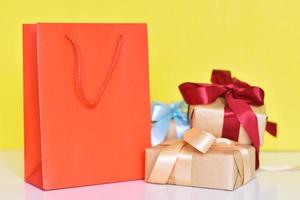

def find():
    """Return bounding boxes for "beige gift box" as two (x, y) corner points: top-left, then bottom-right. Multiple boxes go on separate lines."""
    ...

(145, 128), (256, 190)
(189, 98), (267, 145)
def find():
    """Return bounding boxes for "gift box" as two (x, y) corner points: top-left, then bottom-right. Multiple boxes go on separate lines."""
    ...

(188, 97), (267, 145)
(145, 128), (256, 190)
(179, 70), (277, 168)
(151, 101), (189, 146)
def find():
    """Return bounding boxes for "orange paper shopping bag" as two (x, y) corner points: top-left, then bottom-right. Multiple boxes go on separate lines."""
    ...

(23, 23), (151, 190)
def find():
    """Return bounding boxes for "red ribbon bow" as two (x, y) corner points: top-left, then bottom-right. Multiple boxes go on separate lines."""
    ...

(179, 70), (277, 169)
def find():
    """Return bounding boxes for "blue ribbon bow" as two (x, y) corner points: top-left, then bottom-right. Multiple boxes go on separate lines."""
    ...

(151, 101), (190, 146)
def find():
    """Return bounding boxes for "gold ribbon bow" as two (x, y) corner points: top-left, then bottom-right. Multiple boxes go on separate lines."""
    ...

(146, 128), (253, 186)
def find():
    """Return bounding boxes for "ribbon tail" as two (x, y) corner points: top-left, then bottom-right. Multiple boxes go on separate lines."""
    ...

(226, 96), (261, 169)
(266, 121), (277, 137)
(222, 105), (240, 141)
(151, 115), (172, 146)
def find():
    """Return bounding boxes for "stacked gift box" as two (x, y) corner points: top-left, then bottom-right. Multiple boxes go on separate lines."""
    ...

(147, 70), (276, 190)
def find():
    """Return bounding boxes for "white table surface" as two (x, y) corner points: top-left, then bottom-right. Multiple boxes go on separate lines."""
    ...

(1, 151), (300, 200)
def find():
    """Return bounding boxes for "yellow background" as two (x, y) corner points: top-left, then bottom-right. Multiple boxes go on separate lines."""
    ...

(0, 0), (299, 150)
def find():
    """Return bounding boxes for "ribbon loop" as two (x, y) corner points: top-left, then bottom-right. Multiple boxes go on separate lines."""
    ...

(211, 70), (233, 85)
(151, 101), (189, 146)
(183, 128), (216, 153)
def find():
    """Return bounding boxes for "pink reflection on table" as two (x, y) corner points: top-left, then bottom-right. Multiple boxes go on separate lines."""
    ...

(24, 180), (145, 200)
(24, 179), (262, 200)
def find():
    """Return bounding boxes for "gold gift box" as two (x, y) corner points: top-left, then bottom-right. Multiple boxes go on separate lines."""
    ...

(189, 98), (267, 145)
(145, 129), (256, 190)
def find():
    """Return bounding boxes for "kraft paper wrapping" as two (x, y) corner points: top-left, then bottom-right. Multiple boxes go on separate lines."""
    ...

(165, 120), (178, 140)
(151, 120), (182, 141)
(189, 98), (267, 145)
(145, 143), (256, 190)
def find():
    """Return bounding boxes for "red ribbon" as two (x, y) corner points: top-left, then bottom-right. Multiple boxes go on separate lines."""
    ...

(179, 70), (277, 169)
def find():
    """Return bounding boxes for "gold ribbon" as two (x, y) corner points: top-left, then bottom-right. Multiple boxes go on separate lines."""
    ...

(147, 128), (252, 186)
